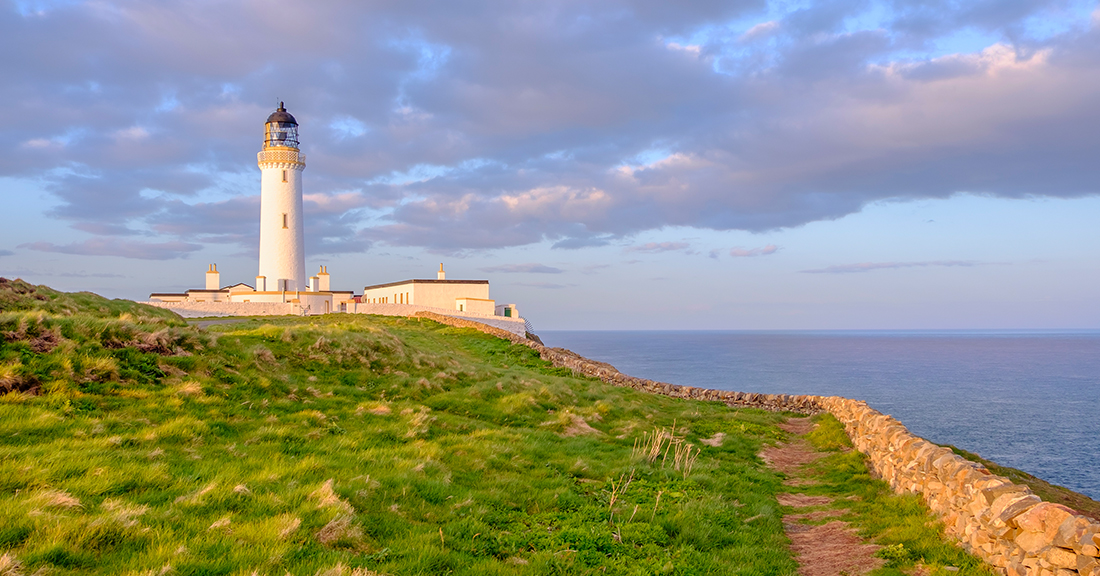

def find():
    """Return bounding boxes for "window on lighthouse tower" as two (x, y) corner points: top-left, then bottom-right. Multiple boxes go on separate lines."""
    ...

(282, 214), (288, 229)
(282, 170), (287, 182)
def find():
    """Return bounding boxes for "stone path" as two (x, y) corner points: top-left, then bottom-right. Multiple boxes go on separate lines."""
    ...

(761, 417), (884, 576)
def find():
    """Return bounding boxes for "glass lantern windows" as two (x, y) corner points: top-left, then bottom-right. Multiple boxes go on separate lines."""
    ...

(264, 122), (299, 149)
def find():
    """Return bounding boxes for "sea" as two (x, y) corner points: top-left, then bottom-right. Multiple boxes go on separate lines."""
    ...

(540, 330), (1100, 500)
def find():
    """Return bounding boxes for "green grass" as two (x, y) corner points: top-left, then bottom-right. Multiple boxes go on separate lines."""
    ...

(943, 444), (1100, 520)
(0, 280), (799, 575)
(799, 414), (997, 576)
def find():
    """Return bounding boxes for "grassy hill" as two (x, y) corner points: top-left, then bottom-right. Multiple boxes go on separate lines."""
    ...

(0, 279), (797, 576)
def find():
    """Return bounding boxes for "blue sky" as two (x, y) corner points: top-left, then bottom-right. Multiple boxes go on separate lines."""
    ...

(2, 0), (1098, 329)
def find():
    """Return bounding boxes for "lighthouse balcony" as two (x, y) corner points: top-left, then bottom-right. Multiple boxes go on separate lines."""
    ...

(257, 149), (306, 167)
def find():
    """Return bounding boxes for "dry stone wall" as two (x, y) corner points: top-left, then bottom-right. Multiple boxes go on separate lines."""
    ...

(819, 396), (1100, 576)
(418, 316), (1099, 576)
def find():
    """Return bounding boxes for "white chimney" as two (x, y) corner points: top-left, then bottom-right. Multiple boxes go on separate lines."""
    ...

(318, 266), (330, 291)
(437, 263), (446, 280)
(206, 264), (220, 290)
(256, 276), (266, 291)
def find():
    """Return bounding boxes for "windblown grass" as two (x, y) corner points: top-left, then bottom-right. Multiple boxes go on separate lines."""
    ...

(0, 280), (797, 575)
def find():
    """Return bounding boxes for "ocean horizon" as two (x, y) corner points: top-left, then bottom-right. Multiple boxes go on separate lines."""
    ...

(540, 329), (1100, 500)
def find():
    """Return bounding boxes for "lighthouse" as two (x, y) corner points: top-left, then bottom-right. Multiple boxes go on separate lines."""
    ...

(256, 102), (306, 292)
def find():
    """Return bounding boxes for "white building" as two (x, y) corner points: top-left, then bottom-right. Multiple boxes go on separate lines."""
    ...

(146, 104), (525, 333)
(256, 103), (307, 292)
(360, 264), (518, 318)
(149, 104), (353, 314)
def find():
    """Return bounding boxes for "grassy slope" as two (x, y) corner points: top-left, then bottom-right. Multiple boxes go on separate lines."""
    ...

(0, 280), (798, 576)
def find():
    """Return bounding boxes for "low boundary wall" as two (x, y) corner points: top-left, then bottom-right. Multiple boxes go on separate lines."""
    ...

(354, 303), (527, 336)
(419, 315), (1099, 576)
(141, 301), (528, 337)
(142, 301), (300, 317)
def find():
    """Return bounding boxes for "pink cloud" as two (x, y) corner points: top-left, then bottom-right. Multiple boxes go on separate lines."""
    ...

(730, 244), (778, 257)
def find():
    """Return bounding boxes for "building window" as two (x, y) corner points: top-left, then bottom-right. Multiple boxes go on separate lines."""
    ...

(282, 170), (288, 183)
(459, 304), (464, 311)
(504, 308), (511, 317)
(282, 213), (288, 229)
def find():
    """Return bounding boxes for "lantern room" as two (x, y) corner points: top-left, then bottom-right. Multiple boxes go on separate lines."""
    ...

(264, 102), (299, 149)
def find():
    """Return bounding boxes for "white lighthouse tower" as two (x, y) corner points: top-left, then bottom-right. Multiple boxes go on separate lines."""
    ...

(256, 103), (306, 292)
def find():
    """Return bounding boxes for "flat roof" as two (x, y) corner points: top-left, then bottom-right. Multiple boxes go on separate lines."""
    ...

(149, 293), (187, 297)
(363, 279), (489, 291)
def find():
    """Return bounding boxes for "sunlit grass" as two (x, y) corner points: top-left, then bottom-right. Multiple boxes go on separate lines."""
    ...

(0, 281), (799, 575)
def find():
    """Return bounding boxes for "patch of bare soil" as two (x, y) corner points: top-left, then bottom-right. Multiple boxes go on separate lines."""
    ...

(760, 437), (824, 475)
(561, 414), (601, 437)
(784, 521), (883, 576)
(777, 493), (833, 507)
(786, 509), (846, 522)
(766, 417), (883, 576)
(700, 432), (726, 447)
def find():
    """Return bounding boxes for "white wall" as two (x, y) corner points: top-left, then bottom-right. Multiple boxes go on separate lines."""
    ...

(257, 155), (306, 292)
(362, 281), (490, 309)
(457, 297), (495, 315)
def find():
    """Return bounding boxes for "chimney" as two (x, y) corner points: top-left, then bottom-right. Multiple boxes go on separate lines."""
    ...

(437, 263), (446, 280)
(206, 264), (220, 290)
(318, 265), (330, 291)
(256, 275), (266, 292)
(309, 276), (319, 292)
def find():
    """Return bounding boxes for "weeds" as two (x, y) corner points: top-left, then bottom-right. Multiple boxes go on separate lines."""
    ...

(631, 423), (701, 478)
(606, 468), (635, 514)
(0, 280), (797, 575)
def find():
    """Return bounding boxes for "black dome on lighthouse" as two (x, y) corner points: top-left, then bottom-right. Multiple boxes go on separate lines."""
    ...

(266, 102), (297, 125)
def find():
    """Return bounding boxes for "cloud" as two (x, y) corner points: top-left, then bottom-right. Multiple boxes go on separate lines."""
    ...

(0, 269), (129, 279)
(581, 264), (611, 274)
(730, 244), (778, 257)
(480, 263), (564, 274)
(552, 236), (615, 250)
(3, 0), (1100, 258)
(800, 260), (987, 274)
(0, 250), (13, 257)
(627, 242), (691, 253)
(739, 20), (780, 42)
(20, 238), (202, 260)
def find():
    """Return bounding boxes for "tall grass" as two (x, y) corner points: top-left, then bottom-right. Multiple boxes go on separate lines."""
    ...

(631, 424), (701, 479)
(0, 283), (799, 575)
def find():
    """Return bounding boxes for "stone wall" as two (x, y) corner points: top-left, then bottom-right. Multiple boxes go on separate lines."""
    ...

(142, 300), (528, 336)
(820, 396), (1100, 576)
(422, 317), (1099, 576)
(142, 301), (299, 318)
(356, 305), (527, 336)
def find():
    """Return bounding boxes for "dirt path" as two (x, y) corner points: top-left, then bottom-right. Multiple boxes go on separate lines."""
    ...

(761, 417), (884, 576)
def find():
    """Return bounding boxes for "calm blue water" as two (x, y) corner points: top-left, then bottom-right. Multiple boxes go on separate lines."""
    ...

(541, 330), (1100, 500)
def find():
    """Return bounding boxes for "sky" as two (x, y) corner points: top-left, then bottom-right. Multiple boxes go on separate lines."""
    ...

(1, 0), (1099, 330)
